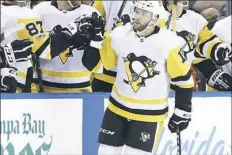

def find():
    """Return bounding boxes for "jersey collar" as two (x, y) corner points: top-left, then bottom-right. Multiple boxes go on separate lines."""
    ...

(135, 26), (161, 39)
(179, 10), (187, 18)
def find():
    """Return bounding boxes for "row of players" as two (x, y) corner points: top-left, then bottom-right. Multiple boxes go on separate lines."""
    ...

(1, 0), (231, 93)
(1, 0), (231, 154)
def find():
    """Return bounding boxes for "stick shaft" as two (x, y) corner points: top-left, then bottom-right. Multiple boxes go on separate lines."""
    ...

(176, 126), (181, 155)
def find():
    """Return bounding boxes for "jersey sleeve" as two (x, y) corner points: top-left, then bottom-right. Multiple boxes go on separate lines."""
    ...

(16, 17), (52, 60)
(196, 21), (223, 59)
(92, 0), (105, 17)
(99, 31), (118, 70)
(166, 43), (194, 89)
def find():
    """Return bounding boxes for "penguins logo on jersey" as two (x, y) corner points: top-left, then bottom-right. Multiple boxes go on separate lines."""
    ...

(59, 48), (73, 64)
(177, 31), (196, 63)
(123, 53), (160, 93)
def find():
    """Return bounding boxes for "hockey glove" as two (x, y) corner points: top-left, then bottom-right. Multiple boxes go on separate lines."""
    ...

(89, 12), (105, 49)
(168, 105), (192, 133)
(1, 39), (33, 66)
(64, 14), (94, 38)
(67, 14), (94, 50)
(207, 69), (232, 91)
(211, 43), (232, 66)
(1, 67), (17, 93)
(112, 14), (131, 30)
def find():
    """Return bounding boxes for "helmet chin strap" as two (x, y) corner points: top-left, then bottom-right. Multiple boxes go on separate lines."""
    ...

(136, 15), (159, 37)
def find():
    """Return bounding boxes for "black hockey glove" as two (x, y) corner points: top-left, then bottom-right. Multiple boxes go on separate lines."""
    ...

(207, 69), (232, 91)
(168, 104), (192, 133)
(65, 14), (94, 50)
(1, 39), (33, 66)
(211, 43), (232, 66)
(89, 12), (105, 49)
(1, 67), (17, 93)
(112, 14), (131, 30)
(64, 14), (94, 38)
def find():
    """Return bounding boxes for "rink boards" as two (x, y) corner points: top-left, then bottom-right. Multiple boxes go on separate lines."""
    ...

(1, 92), (231, 155)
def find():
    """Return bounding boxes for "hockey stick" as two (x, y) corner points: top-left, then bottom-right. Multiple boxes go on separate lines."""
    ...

(0, 23), (25, 43)
(176, 125), (182, 155)
(32, 54), (44, 92)
(112, 0), (127, 30)
(172, 0), (178, 32)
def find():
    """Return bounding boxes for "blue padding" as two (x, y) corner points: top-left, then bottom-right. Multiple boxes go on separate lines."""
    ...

(1, 92), (231, 99)
(83, 96), (104, 155)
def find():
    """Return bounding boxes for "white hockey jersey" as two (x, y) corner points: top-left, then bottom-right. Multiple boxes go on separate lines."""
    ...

(1, 4), (50, 90)
(32, 2), (101, 92)
(100, 24), (193, 122)
(213, 16), (231, 44)
(213, 16), (231, 75)
(162, 10), (209, 64)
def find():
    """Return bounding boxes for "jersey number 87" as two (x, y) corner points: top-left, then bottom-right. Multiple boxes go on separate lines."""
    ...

(26, 21), (44, 36)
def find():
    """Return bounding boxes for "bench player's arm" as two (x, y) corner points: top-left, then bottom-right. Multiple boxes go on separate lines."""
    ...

(17, 18), (78, 60)
(196, 21), (231, 65)
(99, 32), (117, 70)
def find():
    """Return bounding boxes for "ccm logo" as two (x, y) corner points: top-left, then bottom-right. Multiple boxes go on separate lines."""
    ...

(100, 128), (115, 135)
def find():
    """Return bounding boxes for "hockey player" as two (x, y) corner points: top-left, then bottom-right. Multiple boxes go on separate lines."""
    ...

(198, 16), (232, 90)
(1, 0), (52, 92)
(162, 0), (232, 91)
(32, 0), (103, 92)
(0, 39), (33, 92)
(92, 1), (193, 154)
(92, 0), (167, 92)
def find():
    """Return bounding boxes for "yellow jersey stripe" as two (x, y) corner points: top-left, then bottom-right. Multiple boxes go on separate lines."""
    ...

(31, 83), (92, 93)
(205, 39), (223, 59)
(91, 61), (102, 73)
(152, 121), (164, 152)
(94, 73), (116, 84)
(40, 69), (91, 78)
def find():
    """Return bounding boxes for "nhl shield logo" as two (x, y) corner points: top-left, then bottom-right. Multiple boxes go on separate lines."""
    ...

(140, 132), (151, 143)
(123, 53), (160, 93)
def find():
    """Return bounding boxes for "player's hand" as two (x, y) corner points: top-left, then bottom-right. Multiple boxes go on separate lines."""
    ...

(1, 67), (17, 93)
(91, 12), (105, 36)
(212, 43), (231, 65)
(168, 105), (191, 133)
(62, 14), (94, 50)
(76, 14), (94, 36)
(89, 12), (105, 49)
(120, 14), (131, 25)
(207, 69), (232, 91)
(65, 14), (94, 37)
(11, 39), (33, 61)
(1, 39), (33, 66)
